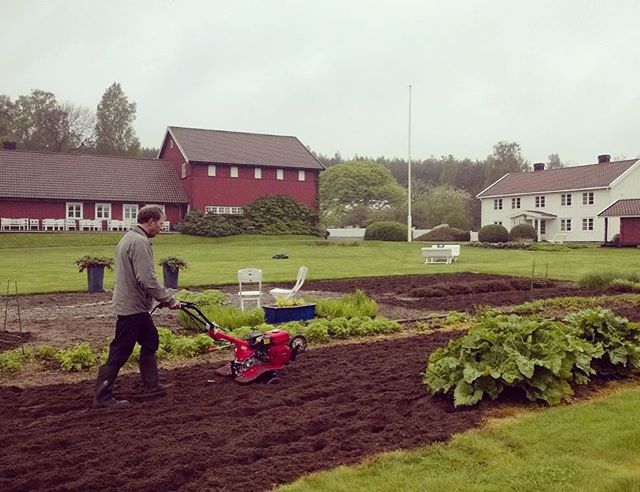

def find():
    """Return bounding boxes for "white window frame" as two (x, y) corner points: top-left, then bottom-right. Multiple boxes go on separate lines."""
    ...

(561, 218), (572, 232)
(535, 195), (545, 208)
(230, 166), (239, 178)
(123, 204), (139, 220)
(66, 202), (83, 219)
(254, 167), (262, 179)
(511, 197), (520, 209)
(181, 162), (187, 178)
(540, 220), (546, 234)
(276, 169), (284, 180)
(204, 205), (244, 215)
(208, 165), (216, 177)
(298, 170), (306, 181)
(561, 193), (572, 206)
(95, 203), (112, 220)
(582, 218), (594, 231)
(582, 192), (594, 205)
(493, 198), (502, 210)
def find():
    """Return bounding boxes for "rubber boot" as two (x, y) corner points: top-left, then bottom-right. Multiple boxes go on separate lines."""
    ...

(139, 354), (171, 396)
(92, 365), (129, 409)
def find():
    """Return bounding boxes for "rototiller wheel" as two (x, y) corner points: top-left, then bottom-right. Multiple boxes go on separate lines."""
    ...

(179, 302), (307, 384)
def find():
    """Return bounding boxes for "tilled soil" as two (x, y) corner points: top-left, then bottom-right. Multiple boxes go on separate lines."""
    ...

(0, 331), (491, 492)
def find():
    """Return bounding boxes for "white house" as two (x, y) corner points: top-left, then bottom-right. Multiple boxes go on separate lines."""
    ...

(477, 155), (640, 242)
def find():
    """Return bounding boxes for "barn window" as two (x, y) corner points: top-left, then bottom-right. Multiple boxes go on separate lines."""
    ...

(298, 170), (306, 181)
(230, 166), (239, 178)
(66, 202), (83, 219)
(276, 169), (284, 180)
(181, 162), (187, 178)
(95, 203), (112, 219)
(123, 204), (138, 220)
(208, 165), (216, 176)
(254, 167), (262, 179)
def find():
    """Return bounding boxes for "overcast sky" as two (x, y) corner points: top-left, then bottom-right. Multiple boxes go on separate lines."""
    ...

(2, 1), (640, 165)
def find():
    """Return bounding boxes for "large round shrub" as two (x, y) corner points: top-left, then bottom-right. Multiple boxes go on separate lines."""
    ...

(478, 224), (509, 243)
(416, 226), (470, 242)
(364, 221), (407, 241)
(509, 223), (537, 242)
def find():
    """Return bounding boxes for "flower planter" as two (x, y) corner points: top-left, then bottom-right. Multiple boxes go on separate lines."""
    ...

(162, 265), (179, 289)
(87, 265), (105, 293)
(263, 304), (316, 324)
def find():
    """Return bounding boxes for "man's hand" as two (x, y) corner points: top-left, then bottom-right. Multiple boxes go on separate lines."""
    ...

(168, 299), (182, 310)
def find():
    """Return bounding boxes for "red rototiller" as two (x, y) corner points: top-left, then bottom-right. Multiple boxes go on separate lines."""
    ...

(179, 302), (307, 384)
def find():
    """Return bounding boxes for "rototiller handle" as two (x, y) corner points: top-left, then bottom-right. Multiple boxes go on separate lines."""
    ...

(179, 302), (222, 332)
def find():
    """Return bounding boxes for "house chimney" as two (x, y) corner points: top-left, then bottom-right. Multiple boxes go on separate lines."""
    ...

(598, 154), (611, 163)
(533, 162), (545, 171)
(2, 141), (17, 150)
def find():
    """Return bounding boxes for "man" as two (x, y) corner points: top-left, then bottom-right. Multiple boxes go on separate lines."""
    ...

(93, 205), (181, 409)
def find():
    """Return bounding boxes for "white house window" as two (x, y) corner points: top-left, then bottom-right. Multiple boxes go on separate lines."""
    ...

(582, 218), (594, 231)
(561, 193), (572, 206)
(169, 139), (173, 149)
(123, 204), (138, 220)
(583, 192), (594, 205)
(66, 202), (82, 219)
(540, 220), (546, 234)
(535, 196), (546, 208)
(207, 165), (216, 176)
(511, 197), (520, 209)
(493, 199), (503, 210)
(204, 205), (244, 215)
(230, 166), (239, 178)
(95, 203), (111, 219)
(561, 219), (572, 231)
(181, 162), (187, 178)
(298, 170), (306, 181)
(276, 169), (284, 180)
(254, 167), (262, 179)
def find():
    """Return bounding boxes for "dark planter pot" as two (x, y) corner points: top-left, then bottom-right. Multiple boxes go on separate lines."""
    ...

(263, 304), (316, 324)
(87, 265), (105, 293)
(163, 265), (179, 289)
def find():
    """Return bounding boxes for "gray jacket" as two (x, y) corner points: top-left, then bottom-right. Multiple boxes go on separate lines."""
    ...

(112, 226), (174, 316)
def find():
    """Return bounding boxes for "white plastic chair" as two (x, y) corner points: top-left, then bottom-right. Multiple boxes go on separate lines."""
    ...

(65, 218), (77, 231)
(29, 219), (39, 231)
(238, 268), (262, 311)
(270, 266), (308, 300)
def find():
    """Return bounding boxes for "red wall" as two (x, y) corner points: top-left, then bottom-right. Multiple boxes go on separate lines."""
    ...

(0, 200), (183, 225)
(620, 218), (640, 245)
(190, 164), (319, 211)
(159, 134), (193, 205)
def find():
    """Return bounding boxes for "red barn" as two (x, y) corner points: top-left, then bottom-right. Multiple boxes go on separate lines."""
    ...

(598, 199), (640, 246)
(158, 127), (325, 214)
(0, 150), (188, 229)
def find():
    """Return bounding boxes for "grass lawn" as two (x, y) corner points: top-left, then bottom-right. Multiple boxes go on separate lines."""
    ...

(280, 386), (640, 491)
(0, 233), (637, 294)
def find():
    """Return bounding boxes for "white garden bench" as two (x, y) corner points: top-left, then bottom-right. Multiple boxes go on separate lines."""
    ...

(422, 247), (454, 264)
(429, 244), (460, 262)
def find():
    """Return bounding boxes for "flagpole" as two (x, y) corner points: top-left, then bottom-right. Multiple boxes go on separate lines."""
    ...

(407, 84), (412, 242)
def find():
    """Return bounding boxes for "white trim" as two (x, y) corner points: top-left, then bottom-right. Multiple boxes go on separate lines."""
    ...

(254, 167), (262, 179)
(208, 164), (216, 176)
(95, 202), (112, 220)
(298, 170), (305, 181)
(480, 185), (610, 199)
(181, 162), (187, 178)
(66, 202), (83, 219)
(276, 168), (284, 180)
(475, 173), (509, 198)
(123, 203), (139, 220)
(230, 166), (239, 178)
(609, 159), (640, 188)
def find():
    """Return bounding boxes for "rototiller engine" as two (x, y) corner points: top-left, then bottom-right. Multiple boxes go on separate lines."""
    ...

(179, 302), (307, 384)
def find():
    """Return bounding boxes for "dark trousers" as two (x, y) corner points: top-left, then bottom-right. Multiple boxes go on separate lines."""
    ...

(94, 312), (159, 400)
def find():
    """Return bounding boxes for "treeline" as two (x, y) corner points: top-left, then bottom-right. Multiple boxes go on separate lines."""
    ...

(0, 84), (158, 158)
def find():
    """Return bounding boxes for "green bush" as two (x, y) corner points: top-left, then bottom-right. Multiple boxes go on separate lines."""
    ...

(578, 271), (629, 289)
(478, 224), (509, 243)
(246, 195), (321, 235)
(176, 289), (225, 307)
(609, 279), (640, 293)
(179, 304), (265, 332)
(0, 348), (28, 373)
(303, 321), (331, 343)
(56, 343), (98, 372)
(315, 290), (378, 319)
(176, 210), (249, 237)
(364, 221), (407, 241)
(416, 226), (470, 242)
(509, 223), (537, 242)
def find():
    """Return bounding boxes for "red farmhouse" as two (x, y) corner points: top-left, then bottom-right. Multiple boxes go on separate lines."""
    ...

(158, 127), (324, 214)
(0, 127), (324, 231)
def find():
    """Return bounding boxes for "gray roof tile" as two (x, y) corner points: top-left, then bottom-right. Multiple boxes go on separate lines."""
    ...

(599, 199), (640, 217)
(168, 126), (325, 170)
(0, 150), (187, 203)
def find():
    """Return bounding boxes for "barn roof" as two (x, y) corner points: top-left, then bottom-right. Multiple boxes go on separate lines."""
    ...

(477, 159), (638, 198)
(167, 126), (325, 170)
(598, 199), (640, 217)
(0, 150), (188, 203)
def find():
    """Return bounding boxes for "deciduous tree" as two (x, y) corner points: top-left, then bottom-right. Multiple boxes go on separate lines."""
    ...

(95, 83), (140, 156)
